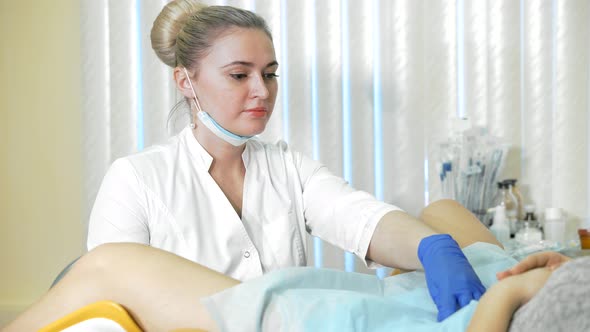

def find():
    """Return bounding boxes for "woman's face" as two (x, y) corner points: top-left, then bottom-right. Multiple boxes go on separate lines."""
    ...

(192, 28), (278, 137)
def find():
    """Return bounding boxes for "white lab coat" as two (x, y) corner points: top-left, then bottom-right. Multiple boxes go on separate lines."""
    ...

(88, 126), (401, 281)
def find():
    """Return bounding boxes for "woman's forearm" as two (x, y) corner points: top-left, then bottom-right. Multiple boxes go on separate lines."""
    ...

(366, 210), (437, 270)
(367, 199), (503, 271)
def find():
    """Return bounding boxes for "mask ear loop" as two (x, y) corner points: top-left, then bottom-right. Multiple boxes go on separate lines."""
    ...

(183, 67), (202, 129)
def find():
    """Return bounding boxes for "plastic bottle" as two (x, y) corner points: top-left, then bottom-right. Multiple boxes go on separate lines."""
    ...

(490, 205), (510, 244)
(500, 180), (519, 237)
(488, 182), (507, 226)
(523, 205), (540, 230)
(578, 218), (590, 249)
(491, 182), (506, 208)
(505, 179), (524, 220)
(544, 207), (566, 245)
(579, 229), (590, 249)
(515, 205), (542, 244)
(524, 204), (544, 235)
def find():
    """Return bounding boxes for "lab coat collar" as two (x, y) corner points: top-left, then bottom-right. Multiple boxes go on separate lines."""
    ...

(181, 126), (214, 170)
(181, 125), (253, 171)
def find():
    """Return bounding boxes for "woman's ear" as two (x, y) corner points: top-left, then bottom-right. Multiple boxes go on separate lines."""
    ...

(173, 67), (196, 99)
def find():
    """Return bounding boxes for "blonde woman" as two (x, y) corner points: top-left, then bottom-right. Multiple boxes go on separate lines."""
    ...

(81, 0), (488, 322)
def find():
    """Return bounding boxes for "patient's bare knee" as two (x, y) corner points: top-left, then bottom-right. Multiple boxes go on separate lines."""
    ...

(68, 243), (137, 285)
(418, 199), (501, 248)
(420, 199), (465, 220)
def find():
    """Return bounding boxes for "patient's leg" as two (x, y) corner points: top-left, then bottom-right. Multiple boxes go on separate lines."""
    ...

(3, 243), (239, 332)
(419, 199), (501, 249)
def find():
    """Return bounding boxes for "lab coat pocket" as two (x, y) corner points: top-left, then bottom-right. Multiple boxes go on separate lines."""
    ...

(263, 201), (306, 268)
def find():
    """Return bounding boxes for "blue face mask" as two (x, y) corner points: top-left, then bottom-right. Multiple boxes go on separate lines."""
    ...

(183, 68), (253, 146)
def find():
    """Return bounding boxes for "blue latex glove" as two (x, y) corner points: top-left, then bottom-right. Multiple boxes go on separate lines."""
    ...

(418, 234), (486, 321)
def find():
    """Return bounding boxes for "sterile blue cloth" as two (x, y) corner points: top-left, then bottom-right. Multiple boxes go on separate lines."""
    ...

(202, 242), (517, 332)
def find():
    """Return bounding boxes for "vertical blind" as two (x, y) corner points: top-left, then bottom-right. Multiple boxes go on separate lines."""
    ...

(82, 0), (590, 274)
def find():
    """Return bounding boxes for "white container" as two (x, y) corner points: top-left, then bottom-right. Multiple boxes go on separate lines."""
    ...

(544, 207), (566, 245)
(515, 221), (543, 245)
(490, 205), (510, 244)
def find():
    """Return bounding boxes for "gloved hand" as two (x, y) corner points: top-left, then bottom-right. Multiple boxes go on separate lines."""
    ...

(418, 234), (486, 321)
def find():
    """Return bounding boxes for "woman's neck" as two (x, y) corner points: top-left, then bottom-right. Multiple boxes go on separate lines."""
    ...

(192, 127), (246, 166)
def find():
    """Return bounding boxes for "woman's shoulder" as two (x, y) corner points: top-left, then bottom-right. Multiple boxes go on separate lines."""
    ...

(128, 134), (183, 162)
(112, 132), (187, 178)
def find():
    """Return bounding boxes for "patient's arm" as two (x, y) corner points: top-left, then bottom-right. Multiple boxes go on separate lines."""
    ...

(3, 243), (240, 332)
(468, 251), (571, 332)
(496, 251), (570, 280)
(467, 267), (553, 332)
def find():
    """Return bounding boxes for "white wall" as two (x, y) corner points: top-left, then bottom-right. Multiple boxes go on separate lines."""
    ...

(0, 0), (85, 325)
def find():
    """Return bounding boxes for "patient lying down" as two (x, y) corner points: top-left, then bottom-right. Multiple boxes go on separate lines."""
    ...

(202, 246), (588, 332)
(4, 203), (589, 331)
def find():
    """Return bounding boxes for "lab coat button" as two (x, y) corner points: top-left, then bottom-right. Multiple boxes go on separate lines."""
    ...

(244, 251), (251, 258)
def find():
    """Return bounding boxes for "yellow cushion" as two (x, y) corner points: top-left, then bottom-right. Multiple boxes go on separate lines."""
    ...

(39, 300), (142, 332)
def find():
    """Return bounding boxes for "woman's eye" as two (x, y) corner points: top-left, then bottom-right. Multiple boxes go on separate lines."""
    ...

(264, 73), (279, 80)
(230, 73), (247, 80)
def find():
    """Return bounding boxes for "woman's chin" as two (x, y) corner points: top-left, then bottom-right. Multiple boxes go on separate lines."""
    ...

(242, 122), (268, 136)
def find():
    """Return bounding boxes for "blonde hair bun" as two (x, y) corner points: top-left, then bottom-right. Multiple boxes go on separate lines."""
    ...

(151, 0), (271, 71)
(150, 0), (204, 68)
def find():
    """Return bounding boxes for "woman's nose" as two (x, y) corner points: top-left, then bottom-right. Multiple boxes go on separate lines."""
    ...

(250, 75), (270, 99)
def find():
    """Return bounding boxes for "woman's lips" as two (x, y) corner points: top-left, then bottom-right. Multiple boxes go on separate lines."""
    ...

(245, 107), (268, 118)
